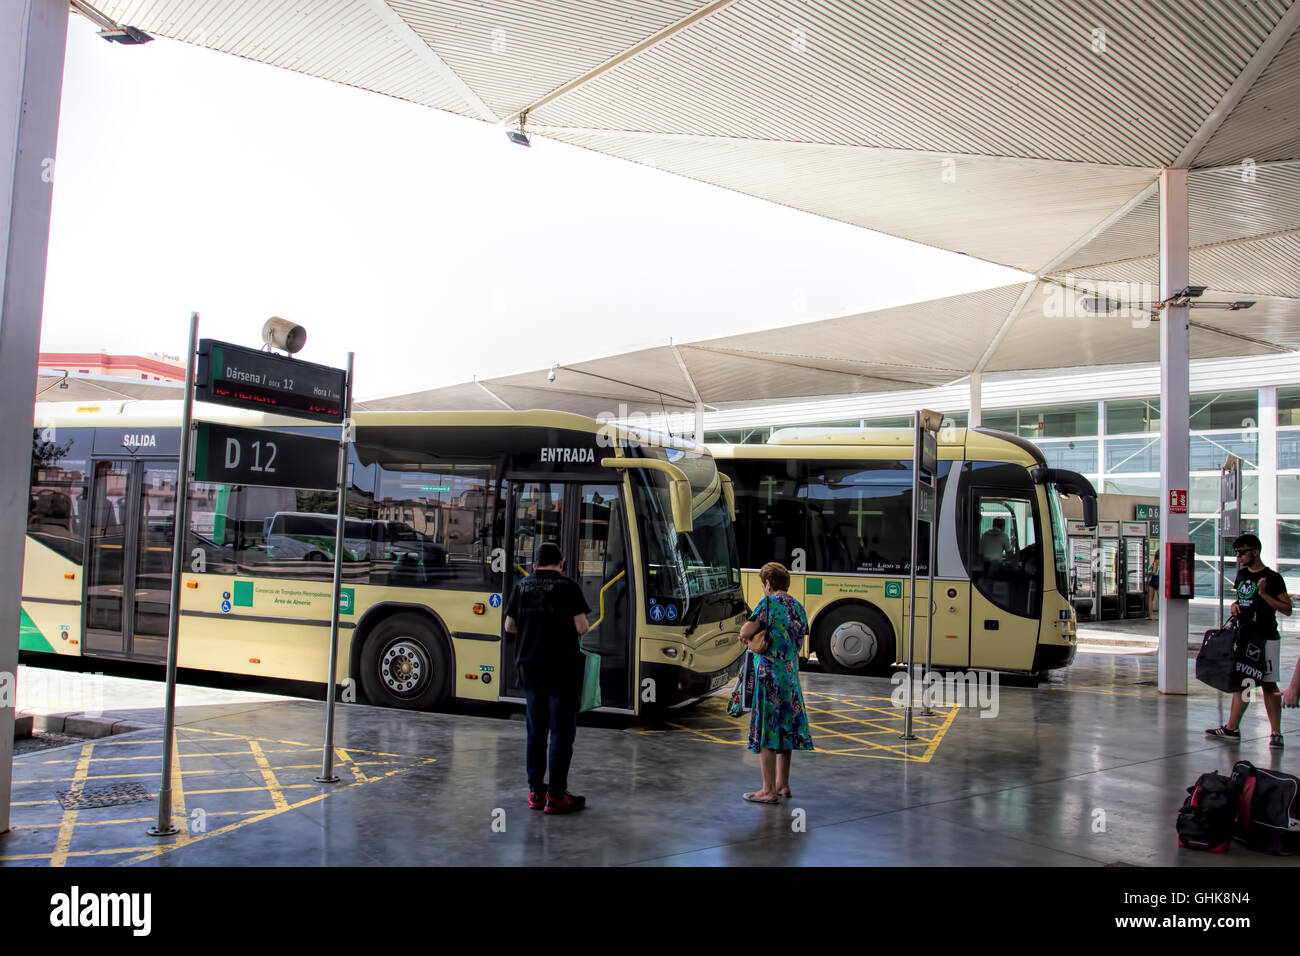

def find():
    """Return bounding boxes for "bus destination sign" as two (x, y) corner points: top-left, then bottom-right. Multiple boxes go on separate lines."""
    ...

(196, 339), (347, 423)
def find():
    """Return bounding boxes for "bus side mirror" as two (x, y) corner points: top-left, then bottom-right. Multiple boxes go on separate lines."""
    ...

(668, 478), (694, 535)
(718, 472), (736, 521)
(600, 457), (695, 535)
(1082, 496), (1098, 529)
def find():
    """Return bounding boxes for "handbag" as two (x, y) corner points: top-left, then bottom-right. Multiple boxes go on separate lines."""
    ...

(748, 599), (772, 655)
(579, 645), (602, 712)
(1195, 619), (1239, 693)
(726, 649), (757, 717)
(1233, 618), (1267, 690)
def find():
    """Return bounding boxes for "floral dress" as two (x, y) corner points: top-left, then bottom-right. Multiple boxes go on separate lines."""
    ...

(748, 594), (815, 754)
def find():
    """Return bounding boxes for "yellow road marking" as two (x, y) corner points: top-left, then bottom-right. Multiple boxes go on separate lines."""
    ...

(17, 764), (322, 785)
(50, 743), (94, 868)
(7, 725), (438, 867)
(248, 739), (289, 812)
(648, 689), (960, 762)
(168, 730), (190, 847)
(119, 792), (331, 865)
(11, 809), (265, 831)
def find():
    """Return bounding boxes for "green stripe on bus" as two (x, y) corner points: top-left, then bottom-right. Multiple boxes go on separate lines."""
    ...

(19, 608), (57, 652)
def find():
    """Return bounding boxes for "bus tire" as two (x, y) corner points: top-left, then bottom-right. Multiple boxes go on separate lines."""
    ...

(358, 613), (452, 710)
(814, 604), (894, 676)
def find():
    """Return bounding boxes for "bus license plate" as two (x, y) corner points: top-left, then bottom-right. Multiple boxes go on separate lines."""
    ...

(709, 673), (728, 691)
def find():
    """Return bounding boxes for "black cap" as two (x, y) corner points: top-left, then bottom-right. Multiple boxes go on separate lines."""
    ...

(535, 542), (563, 566)
(1233, 533), (1262, 552)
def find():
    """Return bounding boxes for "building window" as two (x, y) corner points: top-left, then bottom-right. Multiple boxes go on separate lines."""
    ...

(1034, 438), (1099, 474)
(1106, 398), (1160, 434)
(1280, 476), (1300, 514)
(1279, 431), (1300, 470)
(1278, 387), (1300, 428)
(983, 402), (1098, 438)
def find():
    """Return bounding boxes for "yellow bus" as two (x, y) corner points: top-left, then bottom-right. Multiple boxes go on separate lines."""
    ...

(709, 426), (1097, 676)
(23, 402), (748, 714)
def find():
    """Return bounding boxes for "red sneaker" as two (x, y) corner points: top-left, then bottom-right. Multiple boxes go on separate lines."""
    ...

(528, 791), (546, 810)
(544, 792), (586, 815)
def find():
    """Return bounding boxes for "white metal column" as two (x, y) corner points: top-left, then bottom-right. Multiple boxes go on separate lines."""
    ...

(0, 0), (68, 833)
(1158, 168), (1190, 696)
(1259, 387), (1279, 567)
(969, 372), (983, 427)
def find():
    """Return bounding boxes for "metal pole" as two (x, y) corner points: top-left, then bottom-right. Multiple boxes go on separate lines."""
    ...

(317, 351), (355, 784)
(901, 411), (920, 740)
(1218, 498), (1225, 628)
(149, 312), (199, 837)
(922, 471), (937, 717)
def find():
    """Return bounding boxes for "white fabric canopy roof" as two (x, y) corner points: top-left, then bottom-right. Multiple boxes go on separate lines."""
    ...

(93, 0), (1300, 413)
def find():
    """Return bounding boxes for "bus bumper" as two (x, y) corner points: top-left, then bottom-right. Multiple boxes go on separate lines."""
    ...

(644, 655), (745, 710)
(1032, 641), (1077, 672)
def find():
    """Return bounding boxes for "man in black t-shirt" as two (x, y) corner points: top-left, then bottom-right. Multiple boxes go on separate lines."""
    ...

(1206, 533), (1293, 749)
(504, 542), (592, 814)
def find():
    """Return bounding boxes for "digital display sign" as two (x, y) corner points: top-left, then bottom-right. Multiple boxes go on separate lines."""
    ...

(196, 339), (347, 423)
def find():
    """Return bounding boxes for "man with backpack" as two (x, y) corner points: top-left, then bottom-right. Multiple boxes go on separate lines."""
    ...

(1206, 533), (1293, 749)
(503, 542), (592, 814)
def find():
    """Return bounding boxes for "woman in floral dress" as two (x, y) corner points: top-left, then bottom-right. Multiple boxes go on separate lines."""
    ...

(739, 561), (815, 804)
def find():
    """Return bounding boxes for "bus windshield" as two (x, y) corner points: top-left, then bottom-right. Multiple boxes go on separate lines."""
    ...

(629, 459), (741, 604)
(1046, 484), (1070, 594)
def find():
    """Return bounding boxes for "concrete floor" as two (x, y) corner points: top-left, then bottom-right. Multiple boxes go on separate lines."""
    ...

(4, 632), (1300, 867)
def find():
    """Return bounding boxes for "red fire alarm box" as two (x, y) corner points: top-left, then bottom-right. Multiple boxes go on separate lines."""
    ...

(1165, 542), (1195, 599)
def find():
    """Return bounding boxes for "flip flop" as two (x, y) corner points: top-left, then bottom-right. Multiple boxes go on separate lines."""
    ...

(777, 789), (792, 798)
(743, 791), (779, 805)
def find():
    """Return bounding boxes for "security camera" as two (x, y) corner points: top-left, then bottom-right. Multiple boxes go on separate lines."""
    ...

(262, 317), (306, 354)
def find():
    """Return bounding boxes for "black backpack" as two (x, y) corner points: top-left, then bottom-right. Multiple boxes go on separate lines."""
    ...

(1176, 771), (1237, 852)
(1229, 761), (1300, 855)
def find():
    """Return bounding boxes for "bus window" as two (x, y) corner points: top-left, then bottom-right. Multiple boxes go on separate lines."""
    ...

(28, 428), (92, 563)
(972, 492), (1040, 616)
(803, 461), (949, 575)
(731, 459), (805, 570)
(370, 461), (500, 589)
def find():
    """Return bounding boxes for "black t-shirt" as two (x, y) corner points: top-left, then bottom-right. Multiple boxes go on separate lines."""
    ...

(1234, 566), (1288, 639)
(506, 570), (592, 694)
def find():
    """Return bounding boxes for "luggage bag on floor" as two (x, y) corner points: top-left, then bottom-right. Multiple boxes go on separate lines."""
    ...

(1176, 771), (1237, 852)
(1229, 760), (1300, 855)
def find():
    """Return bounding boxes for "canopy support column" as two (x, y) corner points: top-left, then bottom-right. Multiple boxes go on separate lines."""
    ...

(0, 0), (69, 833)
(1158, 168), (1190, 697)
(968, 372), (982, 428)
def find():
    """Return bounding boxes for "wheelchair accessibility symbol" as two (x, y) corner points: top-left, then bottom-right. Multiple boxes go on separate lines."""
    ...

(489, 593), (502, 609)
(221, 600), (231, 614)
(650, 604), (665, 622)
(665, 604), (678, 622)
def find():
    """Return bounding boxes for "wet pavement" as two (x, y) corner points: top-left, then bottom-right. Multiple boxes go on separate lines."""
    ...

(4, 643), (1299, 866)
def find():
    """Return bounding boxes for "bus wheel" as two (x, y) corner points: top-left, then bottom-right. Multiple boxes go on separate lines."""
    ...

(815, 605), (894, 676)
(358, 613), (451, 709)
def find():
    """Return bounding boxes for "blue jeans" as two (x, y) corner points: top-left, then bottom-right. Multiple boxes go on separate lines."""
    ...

(524, 689), (578, 796)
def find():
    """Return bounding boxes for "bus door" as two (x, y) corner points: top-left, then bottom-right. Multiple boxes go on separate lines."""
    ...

(84, 458), (177, 661)
(968, 488), (1043, 670)
(500, 480), (633, 711)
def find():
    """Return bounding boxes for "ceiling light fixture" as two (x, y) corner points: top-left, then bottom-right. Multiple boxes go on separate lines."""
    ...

(70, 0), (154, 44)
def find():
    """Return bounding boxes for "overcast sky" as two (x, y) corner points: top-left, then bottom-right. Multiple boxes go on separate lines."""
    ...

(42, 15), (1028, 401)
